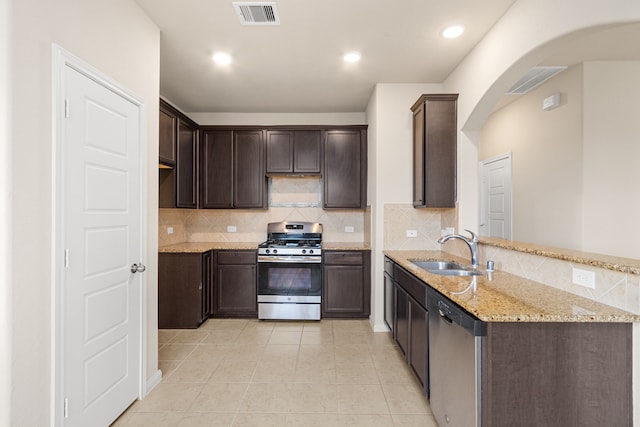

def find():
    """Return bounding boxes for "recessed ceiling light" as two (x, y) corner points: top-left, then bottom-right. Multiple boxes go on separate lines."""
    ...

(212, 52), (232, 65)
(441, 25), (464, 39)
(343, 52), (361, 63)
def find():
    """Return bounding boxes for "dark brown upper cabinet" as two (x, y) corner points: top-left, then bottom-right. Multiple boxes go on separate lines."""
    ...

(411, 94), (458, 208)
(176, 119), (198, 208)
(158, 99), (198, 208)
(234, 130), (266, 208)
(200, 130), (233, 208)
(323, 128), (367, 209)
(266, 130), (321, 174)
(159, 105), (176, 166)
(200, 128), (266, 209)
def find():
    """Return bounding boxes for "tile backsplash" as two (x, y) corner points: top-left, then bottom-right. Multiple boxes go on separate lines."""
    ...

(478, 244), (640, 315)
(383, 204), (456, 250)
(382, 203), (639, 315)
(159, 177), (369, 246)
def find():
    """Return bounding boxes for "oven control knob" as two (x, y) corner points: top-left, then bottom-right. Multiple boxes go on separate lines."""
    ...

(309, 249), (314, 254)
(265, 249), (270, 254)
(273, 249), (277, 254)
(302, 249), (307, 254)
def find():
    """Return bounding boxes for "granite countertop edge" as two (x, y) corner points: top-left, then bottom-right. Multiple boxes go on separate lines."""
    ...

(384, 250), (639, 323)
(159, 241), (371, 253)
(480, 237), (640, 275)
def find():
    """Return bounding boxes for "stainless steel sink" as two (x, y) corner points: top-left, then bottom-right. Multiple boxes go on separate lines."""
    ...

(410, 260), (484, 276)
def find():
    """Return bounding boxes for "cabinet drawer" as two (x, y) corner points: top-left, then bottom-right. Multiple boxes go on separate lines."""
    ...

(324, 251), (364, 265)
(394, 265), (426, 308)
(216, 250), (256, 265)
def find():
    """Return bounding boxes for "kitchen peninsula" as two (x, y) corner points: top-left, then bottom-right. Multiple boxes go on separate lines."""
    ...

(385, 250), (636, 427)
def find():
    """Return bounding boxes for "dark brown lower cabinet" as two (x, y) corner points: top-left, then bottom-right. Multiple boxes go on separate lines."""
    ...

(408, 298), (428, 391)
(482, 322), (632, 427)
(384, 258), (632, 425)
(158, 251), (211, 329)
(394, 285), (409, 357)
(322, 250), (371, 318)
(212, 250), (258, 318)
(392, 271), (428, 393)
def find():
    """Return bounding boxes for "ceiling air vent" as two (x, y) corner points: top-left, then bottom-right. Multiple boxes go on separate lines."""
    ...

(507, 66), (567, 95)
(233, 2), (280, 26)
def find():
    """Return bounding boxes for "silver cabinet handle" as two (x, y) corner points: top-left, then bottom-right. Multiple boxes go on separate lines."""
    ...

(131, 263), (146, 273)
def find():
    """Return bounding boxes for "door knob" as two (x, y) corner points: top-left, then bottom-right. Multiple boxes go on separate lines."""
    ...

(131, 263), (146, 273)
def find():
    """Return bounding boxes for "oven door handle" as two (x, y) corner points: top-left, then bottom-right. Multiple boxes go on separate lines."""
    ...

(258, 255), (321, 264)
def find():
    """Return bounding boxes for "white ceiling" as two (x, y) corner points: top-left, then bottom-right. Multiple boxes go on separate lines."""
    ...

(134, 0), (516, 113)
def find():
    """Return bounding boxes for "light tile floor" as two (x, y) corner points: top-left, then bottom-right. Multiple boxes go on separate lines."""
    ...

(112, 319), (439, 426)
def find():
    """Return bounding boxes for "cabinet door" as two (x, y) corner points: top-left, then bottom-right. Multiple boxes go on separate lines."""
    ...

(424, 97), (457, 207)
(158, 252), (204, 329)
(201, 251), (212, 322)
(234, 130), (265, 208)
(214, 264), (257, 317)
(176, 119), (198, 208)
(323, 129), (366, 209)
(159, 107), (176, 165)
(409, 297), (428, 393)
(383, 272), (395, 335)
(200, 130), (233, 208)
(293, 130), (321, 173)
(412, 102), (425, 207)
(411, 94), (457, 208)
(322, 265), (365, 316)
(395, 285), (409, 357)
(266, 130), (294, 173)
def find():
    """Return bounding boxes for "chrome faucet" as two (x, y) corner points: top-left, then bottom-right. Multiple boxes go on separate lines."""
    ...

(437, 229), (479, 268)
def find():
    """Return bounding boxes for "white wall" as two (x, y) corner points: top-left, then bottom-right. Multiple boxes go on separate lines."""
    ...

(480, 64), (583, 249)
(0, 1), (12, 426)
(366, 83), (443, 330)
(187, 111), (366, 126)
(8, 1), (160, 425)
(444, 0), (640, 234)
(582, 61), (640, 259)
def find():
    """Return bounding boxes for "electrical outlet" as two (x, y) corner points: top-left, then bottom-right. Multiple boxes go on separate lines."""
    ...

(227, 225), (237, 233)
(572, 267), (595, 288)
(344, 226), (354, 233)
(441, 227), (455, 237)
(167, 227), (173, 235)
(406, 230), (418, 238)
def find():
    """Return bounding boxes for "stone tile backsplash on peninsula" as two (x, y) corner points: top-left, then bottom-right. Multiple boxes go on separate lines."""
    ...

(159, 177), (369, 246)
(381, 203), (639, 315)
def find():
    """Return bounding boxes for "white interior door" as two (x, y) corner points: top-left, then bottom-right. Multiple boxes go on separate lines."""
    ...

(61, 62), (143, 426)
(479, 154), (512, 239)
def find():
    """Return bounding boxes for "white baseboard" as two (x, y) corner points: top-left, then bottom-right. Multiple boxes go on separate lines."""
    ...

(145, 369), (162, 396)
(373, 323), (391, 333)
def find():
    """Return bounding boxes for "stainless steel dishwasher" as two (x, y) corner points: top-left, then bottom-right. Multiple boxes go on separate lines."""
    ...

(428, 288), (485, 427)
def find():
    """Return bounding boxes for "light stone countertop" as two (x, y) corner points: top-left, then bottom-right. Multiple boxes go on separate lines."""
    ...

(481, 237), (640, 275)
(158, 241), (371, 253)
(158, 242), (260, 253)
(385, 250), (639, 323)
(322, 242), (371, 251)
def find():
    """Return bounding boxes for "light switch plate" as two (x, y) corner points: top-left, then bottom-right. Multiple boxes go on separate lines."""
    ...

(167, 227), (173, 235)
(406, 230), (418, 238)
(227, 225), (237, 233)
(344, 226), (354, 233)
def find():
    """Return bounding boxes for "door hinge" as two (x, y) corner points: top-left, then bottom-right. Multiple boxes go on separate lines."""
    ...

(64, 99), (70, 118)
(64, 249), (69, 268)
(64, 397), (69, 418)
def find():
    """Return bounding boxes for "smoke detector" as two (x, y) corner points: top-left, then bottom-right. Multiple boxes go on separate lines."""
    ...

(507, 66), (567, 95)
(233, 2), (280, 25)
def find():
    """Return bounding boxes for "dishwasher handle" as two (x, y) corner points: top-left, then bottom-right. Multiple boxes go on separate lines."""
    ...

(438, 308), (454, 324)
(431, 291), (486, 337)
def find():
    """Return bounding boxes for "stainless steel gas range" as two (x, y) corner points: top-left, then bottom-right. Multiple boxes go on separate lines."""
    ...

(257, 221), (322, 320)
